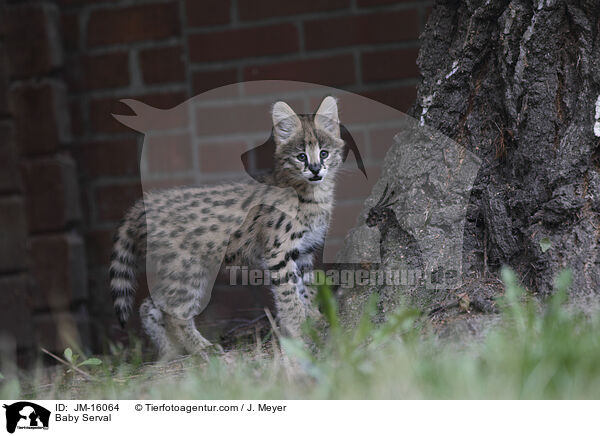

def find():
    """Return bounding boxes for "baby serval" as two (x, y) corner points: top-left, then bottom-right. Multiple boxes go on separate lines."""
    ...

(110, 96), (345, 359)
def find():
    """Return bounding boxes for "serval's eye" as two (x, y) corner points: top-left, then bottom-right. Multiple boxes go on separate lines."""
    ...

(297, 153), (307, 162)
(320, 150), (329, 159)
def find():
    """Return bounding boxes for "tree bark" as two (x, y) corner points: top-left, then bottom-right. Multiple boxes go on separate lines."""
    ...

(339, 0), (600, 327)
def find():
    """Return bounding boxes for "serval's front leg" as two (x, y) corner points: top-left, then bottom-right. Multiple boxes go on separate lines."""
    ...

(294, 253), (321, 319)
(267, 251), (307, 338)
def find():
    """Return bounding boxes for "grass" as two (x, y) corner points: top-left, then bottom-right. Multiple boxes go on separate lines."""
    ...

(2, 267), (600, 400)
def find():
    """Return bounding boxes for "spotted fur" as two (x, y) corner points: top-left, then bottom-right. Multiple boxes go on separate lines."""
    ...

(110, 96), (345, 358)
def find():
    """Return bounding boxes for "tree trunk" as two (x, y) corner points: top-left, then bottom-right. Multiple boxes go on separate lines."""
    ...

(339, 0), (600, 329)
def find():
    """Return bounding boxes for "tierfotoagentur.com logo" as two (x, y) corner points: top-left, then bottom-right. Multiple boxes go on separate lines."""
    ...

(3, 402), (50, 434)
(227, 266), (459, 289)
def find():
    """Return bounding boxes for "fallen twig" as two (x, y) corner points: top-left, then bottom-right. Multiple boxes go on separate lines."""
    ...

(40, 347), (97, 381)
(263, 307), (282, 340)
(222, 314), (268, 338)
(428, 297), (498, 316)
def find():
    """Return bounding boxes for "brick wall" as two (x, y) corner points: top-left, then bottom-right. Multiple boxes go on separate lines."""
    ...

(0, 0), (431, 360)
(0, 0), (89, 363)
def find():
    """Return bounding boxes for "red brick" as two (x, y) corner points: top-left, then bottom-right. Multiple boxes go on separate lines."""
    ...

(361, 47), (420, 83)
(145, 133), (192, 173)
(186, 0), (230, 26)
(87, 3), (180, 46)
(0, 121), (21, 193)
(0, 276), (34, 347)
(243, 54), (356, 87)
(94, 182), (142, 222)
(61, 12), (79, 51)
(140, 45), (185, 84)
(304, 10), (419, 50)
(188, 23), (298, 63)
(238, 0), (349, 21)
(0, 197), (28, 272)
(74, 138), (139, 178)
(360, 85), (417, 112)
(69, 99), (84, 136)
(79, 186), (92, 228)
(21, 156), (82, 232)
(67, 52), (130, 91)
(85, 229), (113, 267)
(143, 134), (192, 176)
(117, 97), (190, 133)
(129, 92), (187, 108)
(30, 233), (88, 310)
(241, 79), (315, 96)
(89, 91), (186, 134)
(84, 52), (129, 89)
(195, 101), (274, 136)
(3, 3), (63, 77)
(199, 141), (247, 173)
(191, 68), (238, 95)
(8, 81), (71, 155)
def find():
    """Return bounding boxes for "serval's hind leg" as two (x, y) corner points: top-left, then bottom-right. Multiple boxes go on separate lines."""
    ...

(140, 298), (180, 360)
(165, 315), (224, 358)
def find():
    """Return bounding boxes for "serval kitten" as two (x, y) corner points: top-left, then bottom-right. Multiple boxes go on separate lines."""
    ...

(110, 96), (345, 358)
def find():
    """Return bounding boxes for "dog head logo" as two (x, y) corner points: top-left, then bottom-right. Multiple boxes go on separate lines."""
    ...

(3, 402), (50, 434)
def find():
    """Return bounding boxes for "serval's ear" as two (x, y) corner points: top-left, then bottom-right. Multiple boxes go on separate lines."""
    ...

(315, 96), (340, 139)
(271, 101), (301, 146)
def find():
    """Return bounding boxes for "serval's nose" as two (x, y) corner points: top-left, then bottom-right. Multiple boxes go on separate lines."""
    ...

(308, 162), (321, 175)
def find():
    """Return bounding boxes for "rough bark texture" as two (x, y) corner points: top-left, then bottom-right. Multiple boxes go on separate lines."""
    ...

(339, 0), (600, 330)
